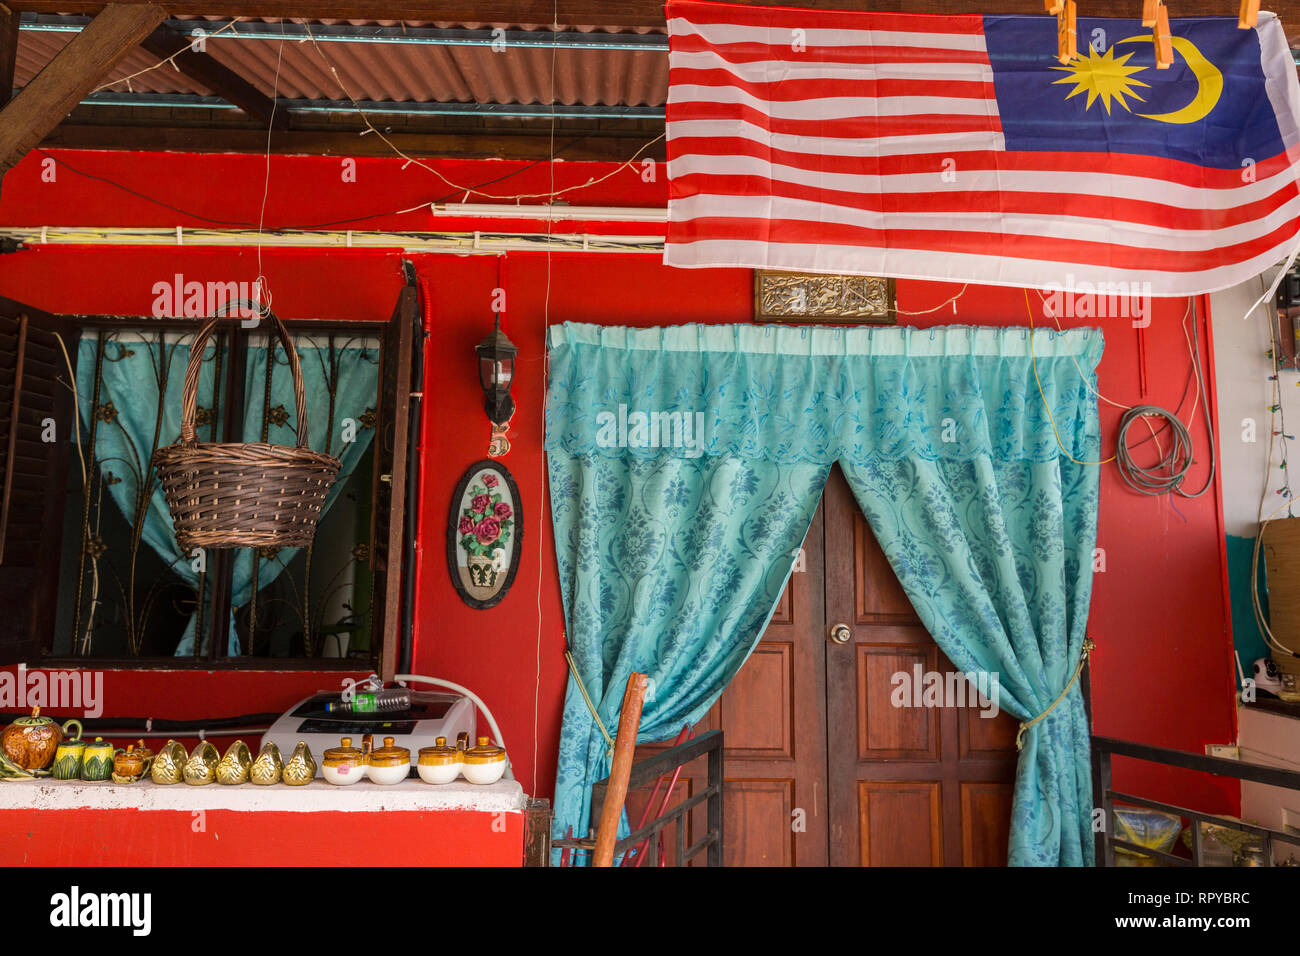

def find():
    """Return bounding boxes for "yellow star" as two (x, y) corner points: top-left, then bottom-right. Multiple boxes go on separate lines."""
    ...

(1052, 46), (1150, 114)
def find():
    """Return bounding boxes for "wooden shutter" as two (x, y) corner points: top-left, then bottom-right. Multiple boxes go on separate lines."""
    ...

(370, 273), (421, 681)
(0, 298), (73, 664)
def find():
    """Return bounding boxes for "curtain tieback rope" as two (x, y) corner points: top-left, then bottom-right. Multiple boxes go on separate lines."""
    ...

(1016, 639), (1095, 751)
(565, 650), (616, 757)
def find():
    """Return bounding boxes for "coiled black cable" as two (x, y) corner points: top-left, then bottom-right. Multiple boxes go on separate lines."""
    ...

(1114, 306), (1216, 498)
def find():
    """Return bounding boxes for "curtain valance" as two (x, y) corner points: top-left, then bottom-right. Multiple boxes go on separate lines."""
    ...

(545, 323), (1102, 464)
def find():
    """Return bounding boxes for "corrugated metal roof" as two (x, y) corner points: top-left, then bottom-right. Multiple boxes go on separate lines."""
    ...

(14, 19), (668, 106)
(17, 33), (211, 97)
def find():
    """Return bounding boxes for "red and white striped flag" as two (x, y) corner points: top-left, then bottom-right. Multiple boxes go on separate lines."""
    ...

(665, 0), (1300, 295)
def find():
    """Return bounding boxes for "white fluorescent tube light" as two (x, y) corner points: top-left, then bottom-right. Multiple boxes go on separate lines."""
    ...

(430, 203), (668, 223)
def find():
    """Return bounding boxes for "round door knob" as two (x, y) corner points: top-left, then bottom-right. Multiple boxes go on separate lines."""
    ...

(829, 623), (852, 644)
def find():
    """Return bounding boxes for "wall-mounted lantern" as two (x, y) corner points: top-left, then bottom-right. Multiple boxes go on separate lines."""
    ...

(476, 315), (517, 425)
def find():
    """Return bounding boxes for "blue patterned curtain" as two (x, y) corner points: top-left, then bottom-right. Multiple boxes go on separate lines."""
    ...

(76, 330), (378, 656)
(545, 322), (1103, 866)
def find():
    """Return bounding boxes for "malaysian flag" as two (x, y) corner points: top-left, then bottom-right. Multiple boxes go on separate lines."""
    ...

(665, 0), (1300, 295)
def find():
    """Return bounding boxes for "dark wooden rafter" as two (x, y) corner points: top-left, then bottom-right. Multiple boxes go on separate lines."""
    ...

(5, 0), (1295, 28)
(138, 24), (287, 128)
(0, 5), (18, 108)
(42, 122), (669, 161)
(0, 3), (166, 176)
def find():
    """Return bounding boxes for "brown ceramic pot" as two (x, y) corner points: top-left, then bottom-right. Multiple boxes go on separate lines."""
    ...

(0, 707), (83, 771)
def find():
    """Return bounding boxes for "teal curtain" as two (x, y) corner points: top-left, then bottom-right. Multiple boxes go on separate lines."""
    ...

(76, 330), (379, 657)
(545, 322), (1103, 866)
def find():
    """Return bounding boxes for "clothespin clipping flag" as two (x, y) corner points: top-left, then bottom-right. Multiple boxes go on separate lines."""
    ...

(664, 0), (1300, 296)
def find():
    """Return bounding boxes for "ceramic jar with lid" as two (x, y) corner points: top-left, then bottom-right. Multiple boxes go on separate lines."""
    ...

(461, 736), (507, 785)
(81, 737), (117, 781)
(1, 707), (83, 772)
(417, 736), (462, 785)
(112, 742), (153, 784)
(51, 737), (87, 780)
(321, 737), (367, 785)
(366, 736), (410, 785)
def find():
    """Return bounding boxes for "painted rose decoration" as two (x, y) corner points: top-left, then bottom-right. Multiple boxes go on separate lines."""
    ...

(449, 461), (522, 609)
(460, 474), (514, 559)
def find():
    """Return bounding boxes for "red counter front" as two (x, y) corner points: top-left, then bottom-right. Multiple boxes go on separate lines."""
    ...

(0, 778), (526, 866)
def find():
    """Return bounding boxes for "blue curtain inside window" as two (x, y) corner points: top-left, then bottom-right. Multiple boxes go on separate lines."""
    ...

(75, 331), (379, 656)
(545, 322), (1103, 866)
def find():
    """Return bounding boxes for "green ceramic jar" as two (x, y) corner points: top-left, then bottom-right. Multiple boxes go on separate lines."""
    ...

(80, 737), (116, 781)
(51, 737), (87, 780)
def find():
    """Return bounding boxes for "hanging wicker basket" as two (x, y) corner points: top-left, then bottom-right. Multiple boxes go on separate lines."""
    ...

(152, 307), (341, 552)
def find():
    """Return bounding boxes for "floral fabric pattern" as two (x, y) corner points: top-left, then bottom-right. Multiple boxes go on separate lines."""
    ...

(546, 322), (1102, 866)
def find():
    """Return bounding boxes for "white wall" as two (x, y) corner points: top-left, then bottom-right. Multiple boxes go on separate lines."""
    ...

(1210, 271), (1300, 540)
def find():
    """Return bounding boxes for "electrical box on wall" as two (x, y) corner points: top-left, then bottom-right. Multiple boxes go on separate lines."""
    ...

(1276, 270), (1300, 367)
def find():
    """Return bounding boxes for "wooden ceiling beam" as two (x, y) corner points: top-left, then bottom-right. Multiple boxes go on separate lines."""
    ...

(0, 5), (18, 108)
(138, 24), (287, 128)
(40, 123), (669, 162)
(0, 3), (166, 176)
(5, 1), (1293, 29)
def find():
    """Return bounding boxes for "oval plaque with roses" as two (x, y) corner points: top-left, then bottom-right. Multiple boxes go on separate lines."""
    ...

(446, 459), (523, 609)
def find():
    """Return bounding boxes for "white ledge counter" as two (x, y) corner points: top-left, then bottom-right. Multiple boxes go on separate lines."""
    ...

(0, 777), (526, 812)
(0, 777), (530, 866)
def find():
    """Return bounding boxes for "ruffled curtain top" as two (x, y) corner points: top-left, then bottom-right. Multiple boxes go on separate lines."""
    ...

(545, 322), (1103, 465)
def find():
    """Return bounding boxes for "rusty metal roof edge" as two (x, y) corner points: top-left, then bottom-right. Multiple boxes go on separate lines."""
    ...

(20, 13), (669, 45)
(73, 90), (667, 118)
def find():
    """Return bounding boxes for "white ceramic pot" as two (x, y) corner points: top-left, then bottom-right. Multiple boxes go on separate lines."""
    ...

(321, 737), (368, 786)
(417, 736), (462, 785)
(322, 761), (366, 785)
(366, 736), (411, 785)
(417, 761), (461, 785)
(461, 737), (507, 786)
(461, 761), (505, 786)
(366, 762), (410, 786)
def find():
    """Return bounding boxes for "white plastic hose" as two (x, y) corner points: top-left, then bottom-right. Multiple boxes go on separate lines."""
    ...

(394, 673), (514, 781)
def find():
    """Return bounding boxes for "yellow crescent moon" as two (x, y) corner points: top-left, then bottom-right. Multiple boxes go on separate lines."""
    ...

(1116, 34), (1223, 124)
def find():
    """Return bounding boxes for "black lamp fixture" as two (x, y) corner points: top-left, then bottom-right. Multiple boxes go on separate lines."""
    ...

(476, 315), (518, 425)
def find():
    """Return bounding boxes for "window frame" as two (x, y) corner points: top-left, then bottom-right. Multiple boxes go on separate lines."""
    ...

(24, 311), (405, 673)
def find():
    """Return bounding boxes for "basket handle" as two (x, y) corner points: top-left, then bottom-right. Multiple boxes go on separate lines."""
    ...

(178, 302), (309, 448)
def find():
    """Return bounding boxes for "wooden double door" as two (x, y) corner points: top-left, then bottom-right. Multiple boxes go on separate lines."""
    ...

(627, 466), (1019, 866)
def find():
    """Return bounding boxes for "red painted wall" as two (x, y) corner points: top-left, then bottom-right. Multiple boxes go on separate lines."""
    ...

(0, 149), (1238, 819)
(1, 808), (522, 866)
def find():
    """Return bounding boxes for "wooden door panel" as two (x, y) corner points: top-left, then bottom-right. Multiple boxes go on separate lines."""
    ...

(858, 643), (940, 759)
(960, 704), (1021, 758)
(719, 642), (794, 759)
(852, 508), (919, 625)
(769, 585), (792, 624)
(859, 781), (943, 866)
(725, 779), (796, 866)
(960, 783), (1014, 866)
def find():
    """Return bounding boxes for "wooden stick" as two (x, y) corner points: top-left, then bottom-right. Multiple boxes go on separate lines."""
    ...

(1154, 2), (1173, 69)
(1239, 0), (1260, 28)
(1044, 0), (1064, 15)
(1142, 0), (1159, 26)
(591, 671), (648, 868)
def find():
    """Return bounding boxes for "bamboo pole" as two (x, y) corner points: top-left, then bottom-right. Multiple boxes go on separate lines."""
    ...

(592, 672), (649, 868)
